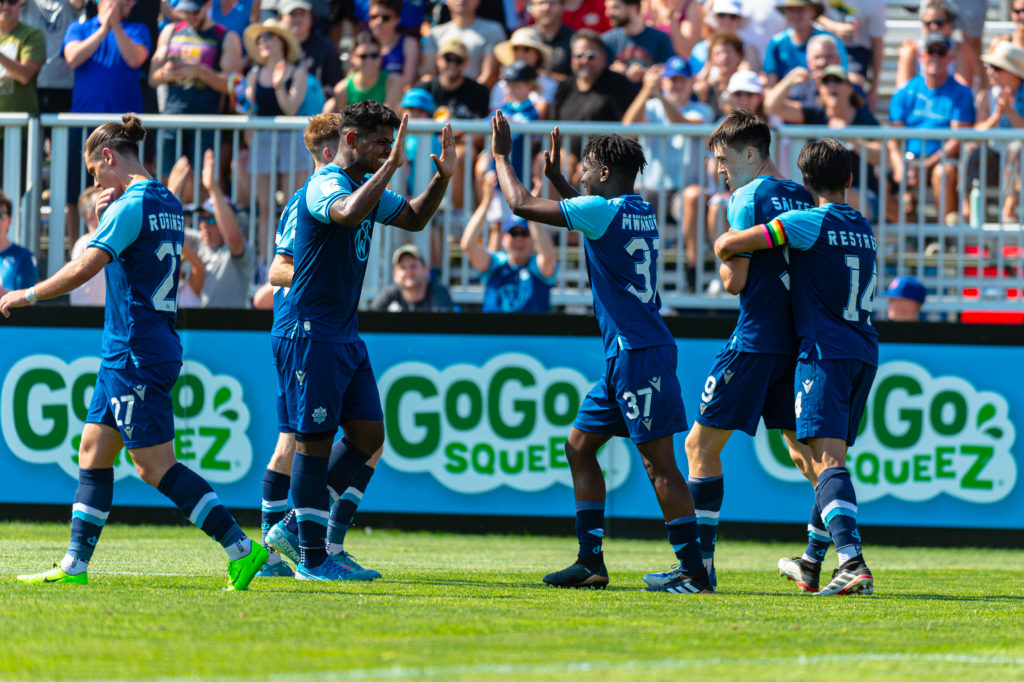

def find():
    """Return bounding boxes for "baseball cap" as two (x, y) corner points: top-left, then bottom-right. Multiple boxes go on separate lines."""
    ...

(401, 88), (436, 114)
(726, 69), (764, 95)
(923, 32), (953, 51)
(199, 197), (240, 215)
(501, 60), (538, 82)
(392, 243), (425, 266)
(821, 64), (850, 82)
(882, 276), (926, 304)
(279, 0), (313, 14)
(175, 0), (207, 13)
(663, 55), (692, 79)
(502, 216), (529, 233)
(438, 38), (469, 61)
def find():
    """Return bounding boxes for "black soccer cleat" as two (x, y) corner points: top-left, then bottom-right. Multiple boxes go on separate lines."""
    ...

(777, 556), (822, 593)
(543, 559), (609, 589)
(816, 558), (873, 596)
(641, 565), (714, 594)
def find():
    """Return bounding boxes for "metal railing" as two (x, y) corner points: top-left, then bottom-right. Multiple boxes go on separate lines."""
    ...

(4, 114), (1023, 314)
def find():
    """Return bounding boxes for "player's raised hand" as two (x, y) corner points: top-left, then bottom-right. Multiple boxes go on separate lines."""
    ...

(543, 126), (563, 181)
(388, 113), (409, 168)
(481, 170), (497, 203)
(432, 122), (456, 178)
(491, 110), (512, 158)
(200, 149), (217, 192)
(95, 186), (119, 218)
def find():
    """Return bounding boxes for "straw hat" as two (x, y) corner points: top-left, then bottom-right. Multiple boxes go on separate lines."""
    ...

(244, 19), (302, 64)
(982, 40), (1024, 81)
(775, 0), (824, 18)
(494, 27), (553, 70)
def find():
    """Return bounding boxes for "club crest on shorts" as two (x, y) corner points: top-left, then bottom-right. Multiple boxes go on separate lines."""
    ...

(312, 406), (327, 424)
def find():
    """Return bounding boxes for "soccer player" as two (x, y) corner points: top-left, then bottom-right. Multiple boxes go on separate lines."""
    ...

(650, 111), (818, 591)
(272, 101), (454, 581)
(491, 111), (711, 594)
(258, 113), (384, 580)
(1, 114), (267, 590)
(715, 137), (877, 596)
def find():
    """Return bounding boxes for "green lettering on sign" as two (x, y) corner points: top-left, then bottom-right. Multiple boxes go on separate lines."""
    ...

(961, 445), (994, 490)
(873, 375), (923, 449)
(385, 376), (439, 458)
(488, 367), (536, 439)
(446, 380), (482, 431)
(198, 427), (230, 470)
(14, 368), (67, 450)
(931, 390), (967, 436)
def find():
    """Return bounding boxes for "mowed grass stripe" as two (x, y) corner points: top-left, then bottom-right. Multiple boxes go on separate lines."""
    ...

(2, 523), (1023, 681)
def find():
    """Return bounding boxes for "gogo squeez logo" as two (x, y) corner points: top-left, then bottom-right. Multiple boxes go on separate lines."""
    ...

(1, 355), (253, 483)
(379, 352), (629, 493)
(754, 360), (1017, 503)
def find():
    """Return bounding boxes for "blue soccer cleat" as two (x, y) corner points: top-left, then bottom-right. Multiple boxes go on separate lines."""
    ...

(256, 558), (295, 578)
(265, 520), (301, 566)
(329, 551), (381, 581)
(644, 559), (717, 591)
(641, 565), (714, 594)
(295, 558), (357, 581)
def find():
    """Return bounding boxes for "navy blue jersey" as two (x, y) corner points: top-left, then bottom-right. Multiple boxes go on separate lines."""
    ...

(87, 179), (184, 369)
(271, 190), (300, 316)
(272, 164), (408, 343)
(726, 176), (814, 355)
(560, 194), (675, 358)
(766, 203), (879, 366)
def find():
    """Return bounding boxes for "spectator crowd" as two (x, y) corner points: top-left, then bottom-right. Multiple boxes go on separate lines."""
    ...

(0, 0), (1017, 316)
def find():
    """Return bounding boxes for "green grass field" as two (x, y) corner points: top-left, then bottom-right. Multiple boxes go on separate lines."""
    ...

(1, 522), (1023, 682)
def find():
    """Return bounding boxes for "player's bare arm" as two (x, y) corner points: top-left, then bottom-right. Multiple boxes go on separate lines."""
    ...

(718, 255), (750, 295)
(0, 248), (111, 318)
(268, 255), (294, 287)
(329, 114), (411, 227)
(715, 225), (775, 260)
(390, 123), (456, 232)
(492, 111), (567, 227)
(542, 127), (579, 200)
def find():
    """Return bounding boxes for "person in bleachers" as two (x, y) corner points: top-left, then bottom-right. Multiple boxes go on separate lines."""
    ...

(924, 0), (985, 89)
(562, 0), (610, 33)
(353, 0), (428, 41)
(766, 33), (861, 125)
(208, 0), (254, 46)
(692, 30), (746, 121)
(966, 41), (1024, 222)
(881, 275), (927, 322)
(368, 0), (421, 90)
(815, 0), (886, 109)
(734, 0), (786, 59)
(492, 27), (557, 116)
(19, 0), (77, 117)
(896, 0), (961, 89)
(602, 0), (676, 83)
(324, 31), (401, 112)
(69, 187), (105, 306)
(622, 57), (712, 291)
(645, 0), (703, 59)
(888, 32), (975, 225)
(689, 0), (759, 74)
(0, 0), (43, 173)
(420, 0), (506, 87)
(527, 0), (574, 79)
(370, 243), (455, 312)
(762, 0), (848, 88)
(148, 0), (242, 200)
(279, 0), (342, 101)
(0, 189), (38, 293)
(997, 0), (1024, 52)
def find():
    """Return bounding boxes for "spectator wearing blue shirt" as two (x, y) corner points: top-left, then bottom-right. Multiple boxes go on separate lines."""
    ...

(888, 32), (975, 224)
(602, 0), (676, 83)
(0, 190), (38, 292)
(763, 0), (848, 87)
(460, 174), (557, 313)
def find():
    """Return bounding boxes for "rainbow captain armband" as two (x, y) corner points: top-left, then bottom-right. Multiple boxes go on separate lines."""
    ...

(762, 219), (787, 248)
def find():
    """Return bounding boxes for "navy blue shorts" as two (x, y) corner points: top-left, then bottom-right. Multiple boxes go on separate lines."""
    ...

(272, 336), (383, 440)
(695, 348), (796, 435)
(795, 358), (876, 445)
(574, 345), (688, 444)
(86, 361), (181, 449)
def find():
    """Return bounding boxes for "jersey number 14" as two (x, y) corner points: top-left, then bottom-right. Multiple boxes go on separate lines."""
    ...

(842, 254), (877, 322)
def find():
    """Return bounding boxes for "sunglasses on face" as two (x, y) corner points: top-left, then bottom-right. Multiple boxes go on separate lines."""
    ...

(257, 33), (277, 43)
(507, 229), (530, 238)
(1013, 7), (1024, 16)
(0, 0), (21, 6)
(822, 76), (845, 85)
(923, 18), (947, 29)
(926, 47), (949, 57)
(355, 51), (381, 59)
(199, 213), (216, 225)
(369, 12), (395, 21)
(442, 53), (465, 64)
(715, 12), (739, 20)
(572, 50), (601, 60)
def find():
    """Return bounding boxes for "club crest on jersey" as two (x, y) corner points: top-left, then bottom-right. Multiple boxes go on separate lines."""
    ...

(132, 384), (146, 400)
(354, 221), (371, 262)
(312, 406), (327, 424)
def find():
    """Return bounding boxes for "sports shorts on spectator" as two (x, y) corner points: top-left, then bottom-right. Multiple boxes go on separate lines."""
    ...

(272, 336), (384, 438)
(574, 344), (687, 444)
(794, 357), (877, 445)
(86, 361), (181, 448)
(695, 348), (796, 435)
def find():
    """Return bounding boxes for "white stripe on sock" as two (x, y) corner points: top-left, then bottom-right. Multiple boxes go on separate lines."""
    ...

(72, 503), (110, 521)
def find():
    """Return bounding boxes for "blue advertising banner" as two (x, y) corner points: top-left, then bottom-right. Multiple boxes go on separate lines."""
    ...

(1, 316), (1019, 529)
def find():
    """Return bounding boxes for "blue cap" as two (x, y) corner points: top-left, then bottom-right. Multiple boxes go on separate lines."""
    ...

(663, 55), (692, 79)
(503, 216), (529, 233)
(501, 60), (538, 82)
(401, 88), (436, 115)
(883, 276), (926, 304)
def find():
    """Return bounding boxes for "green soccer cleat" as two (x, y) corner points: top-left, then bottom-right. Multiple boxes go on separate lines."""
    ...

(17, 564), (88, 585)
(226, 542), (269, 591)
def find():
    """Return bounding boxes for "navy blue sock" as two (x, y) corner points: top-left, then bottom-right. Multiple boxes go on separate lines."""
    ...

(575, 500), (604, 562)
(291, 452), (329, 568)
(157, 463), (245, 549)
(815, 466), (862, 564)
(803, 496), (832, 563)
(666, 515), (705, 575)
(68, 467), (114, 565)
(326, 438), (373, 499)
(326, 465), (375, 555)
(261, 469), (290, 545)
(688, 475), (723, 567)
